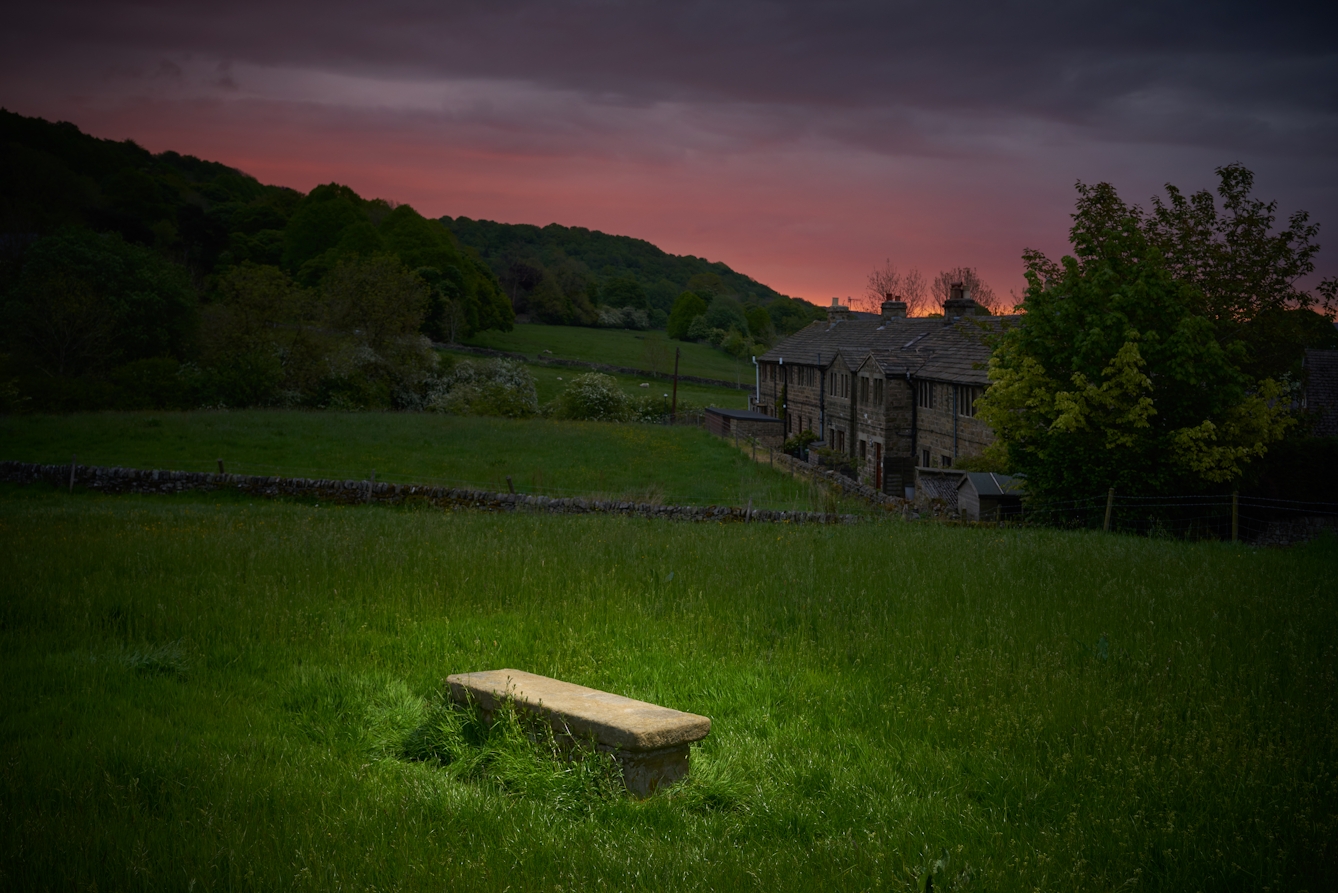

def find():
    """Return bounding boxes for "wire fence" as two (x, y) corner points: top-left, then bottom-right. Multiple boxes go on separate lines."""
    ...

(1014, 491), (1338, 545)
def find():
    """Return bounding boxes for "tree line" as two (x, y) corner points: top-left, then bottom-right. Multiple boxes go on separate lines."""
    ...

(0, 110), (517, 411)
(443, 216), (824, 337)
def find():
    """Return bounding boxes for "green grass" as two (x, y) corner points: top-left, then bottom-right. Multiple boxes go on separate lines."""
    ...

(440, 349), (749, 409)
(0, 489), (1334, 890)
(0, 410), (838, 510)
(462, 323), (756, 385)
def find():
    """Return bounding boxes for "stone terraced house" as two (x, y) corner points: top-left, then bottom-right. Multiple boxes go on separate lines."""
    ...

(753, 286), (1012, 497)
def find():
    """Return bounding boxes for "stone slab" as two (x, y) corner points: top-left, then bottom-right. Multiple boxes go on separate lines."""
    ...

(446, 669), (710, 753)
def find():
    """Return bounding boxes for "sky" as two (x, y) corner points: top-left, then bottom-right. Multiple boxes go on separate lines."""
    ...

(2, 1), (1336, 305)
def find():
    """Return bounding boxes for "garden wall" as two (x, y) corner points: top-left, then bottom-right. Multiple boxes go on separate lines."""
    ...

(0, 461), (858, 525)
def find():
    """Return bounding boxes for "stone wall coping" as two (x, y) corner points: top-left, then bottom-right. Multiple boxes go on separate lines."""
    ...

(447, 668), (711, 752)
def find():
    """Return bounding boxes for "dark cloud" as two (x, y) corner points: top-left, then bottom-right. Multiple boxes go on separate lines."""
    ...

(5, 0), (1336, 154)
(2, 0), (1335, 294)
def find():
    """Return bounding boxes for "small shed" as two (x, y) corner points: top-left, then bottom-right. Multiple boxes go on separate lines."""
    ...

(956, 472), (1024, 521)
(703, 407), (785, 447)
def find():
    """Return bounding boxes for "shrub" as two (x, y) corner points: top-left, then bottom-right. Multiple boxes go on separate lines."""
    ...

(667, 291), (708, 340)
(721, 329), (748, 358)
(595, 306), (650, 330)
(783, 429), (819, 457)
(428, 358), (538, 418)
(551, 372), (633, 422)
(685, 314), (711, 342)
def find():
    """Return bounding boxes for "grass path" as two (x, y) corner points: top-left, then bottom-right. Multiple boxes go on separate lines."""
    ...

(1, 492), (1334, 889)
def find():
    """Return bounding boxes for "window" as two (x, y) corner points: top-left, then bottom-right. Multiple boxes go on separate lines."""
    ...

(860, 376), (870, 403)
(917, 380), (935, 409)
(859, 439), (867, 459)
(942, 455), (952, 468)
(873, 378), (883, 404)
(955, 385), (978, 418)
(921, 448), (930, 467)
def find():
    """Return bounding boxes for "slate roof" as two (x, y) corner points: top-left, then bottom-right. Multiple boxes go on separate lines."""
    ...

(759, 315), (1012, 385)
(703, 407), (783, 422)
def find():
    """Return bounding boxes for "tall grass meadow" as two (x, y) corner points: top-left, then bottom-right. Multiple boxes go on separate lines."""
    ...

(0, 486), (1334, 889)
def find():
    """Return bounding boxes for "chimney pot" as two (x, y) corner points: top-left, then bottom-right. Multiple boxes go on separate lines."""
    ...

(826, 297), (852, 323)
(881, 296), (908, 321)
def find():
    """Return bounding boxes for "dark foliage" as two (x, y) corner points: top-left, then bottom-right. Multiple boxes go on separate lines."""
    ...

(443, 216), (824, 334)
(0, 111), (516, 410)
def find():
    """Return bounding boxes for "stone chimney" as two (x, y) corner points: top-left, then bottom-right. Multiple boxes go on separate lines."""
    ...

(880, 293), (907, 321)
(827, 296), (852, 323)
(942, 281), (985, 321)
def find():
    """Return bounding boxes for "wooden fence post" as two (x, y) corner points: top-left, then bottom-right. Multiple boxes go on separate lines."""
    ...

(367, 469), (375, 503)
(1232, 490), (1239, 543)
(1103, 487), (1115, 532)
(506, 475), (516, 494)
(68, 455), (77, 493)
(217, 459), (225, 475)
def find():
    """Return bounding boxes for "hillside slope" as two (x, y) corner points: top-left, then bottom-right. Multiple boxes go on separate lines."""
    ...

(444, 216), (823, 334)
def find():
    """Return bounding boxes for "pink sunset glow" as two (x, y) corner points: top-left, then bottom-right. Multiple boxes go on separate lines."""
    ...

(2, 1), (1334, 303)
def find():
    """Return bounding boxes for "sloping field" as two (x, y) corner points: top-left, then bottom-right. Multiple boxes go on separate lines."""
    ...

(462, 323), (756, 385)
(0, 411), (825, 510)
(0, 492), (1334, 890)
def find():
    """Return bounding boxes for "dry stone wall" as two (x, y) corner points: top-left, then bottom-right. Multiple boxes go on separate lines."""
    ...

(0, 460), (859, 525)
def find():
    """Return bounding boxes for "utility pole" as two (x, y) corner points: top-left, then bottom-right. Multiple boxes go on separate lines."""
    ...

(671, 347), (680, 423)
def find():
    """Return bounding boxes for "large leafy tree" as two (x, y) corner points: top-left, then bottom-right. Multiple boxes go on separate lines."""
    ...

(979, 174), (1300, 499)
(4, 229), (196, 376)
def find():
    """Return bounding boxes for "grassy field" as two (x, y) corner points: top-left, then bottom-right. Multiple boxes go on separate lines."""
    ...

(439, 349), (750, 409)
(0, 411), (832, 510)
(0, 489), (1334, 890)
(461, 323), (757, 385)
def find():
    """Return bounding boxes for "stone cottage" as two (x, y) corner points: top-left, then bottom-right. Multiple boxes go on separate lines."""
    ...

(752, 285), (1011, 496)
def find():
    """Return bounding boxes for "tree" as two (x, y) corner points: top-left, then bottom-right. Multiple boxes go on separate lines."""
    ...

(703, 294), (748, 333)
(201, 263), (327, 406)
(863, 260), (929, 315)
(601, 276), (648, 310)
(1140, 163), (1335, 380)
(744, 305), (775, 344)
(667, 291), (708, 340)
(930, 267), (999, 313)
(5, 229), (196, 375)
(977, 179), (1294, 501)
(686, 272), (725, 297)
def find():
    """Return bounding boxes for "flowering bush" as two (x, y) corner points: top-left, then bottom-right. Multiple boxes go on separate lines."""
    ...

(551, 372), (633, 422)
(427, 359), (538, 418)
(595, 306), (650, 330)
